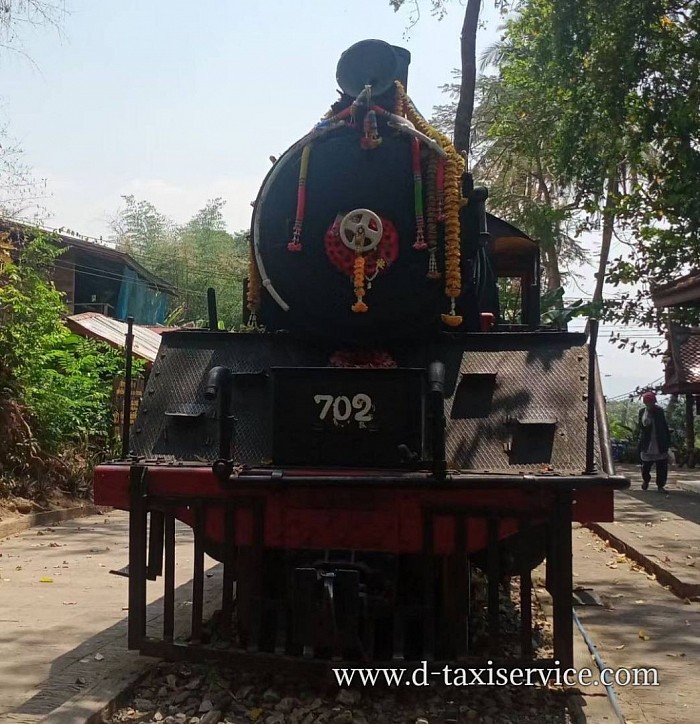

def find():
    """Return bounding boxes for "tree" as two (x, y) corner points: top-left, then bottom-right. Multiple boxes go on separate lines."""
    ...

(0, 1), (64, 218)
(390, 0), (511, 154)
(435, 69), (588, 290)
(0, 0), (64, 59)
(0, 122), (47, 219)
(1, 232), (130, 494)
(604, 3), (700, 340)
(110, 197), (249, 328)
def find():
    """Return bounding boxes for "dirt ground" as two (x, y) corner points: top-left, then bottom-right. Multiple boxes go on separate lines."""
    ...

(0, 490), (90, 523)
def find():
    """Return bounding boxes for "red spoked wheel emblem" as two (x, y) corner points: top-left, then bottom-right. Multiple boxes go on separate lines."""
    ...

(324, 212), (399, 278)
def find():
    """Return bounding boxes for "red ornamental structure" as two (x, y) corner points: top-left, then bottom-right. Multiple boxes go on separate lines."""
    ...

(653, 273), (700, 465)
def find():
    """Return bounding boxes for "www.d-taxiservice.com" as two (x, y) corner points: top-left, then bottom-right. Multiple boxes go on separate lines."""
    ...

(333, 661), (660, 688)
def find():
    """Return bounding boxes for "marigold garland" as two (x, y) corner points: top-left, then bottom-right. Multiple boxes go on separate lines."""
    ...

(395, 81), (465, 326)
(351, 253), (368, 313)
(393, 84), (405, 117)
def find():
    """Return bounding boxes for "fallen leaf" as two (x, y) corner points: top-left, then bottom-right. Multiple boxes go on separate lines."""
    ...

(638, 629), (651, 641)
(39, 576), (53, 583)
(62, 601), (77, 606)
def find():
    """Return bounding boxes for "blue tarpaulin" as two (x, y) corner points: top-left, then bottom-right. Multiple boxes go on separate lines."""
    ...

(116, 266), (169, 325)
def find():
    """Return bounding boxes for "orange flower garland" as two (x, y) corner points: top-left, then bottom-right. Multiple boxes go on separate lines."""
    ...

(351, 253), (368, 313)
(395, 81), (465, 326)
(393, 84), (405, 117)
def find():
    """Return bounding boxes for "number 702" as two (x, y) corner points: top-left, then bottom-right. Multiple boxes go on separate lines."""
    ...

(314, 394), (373, 424)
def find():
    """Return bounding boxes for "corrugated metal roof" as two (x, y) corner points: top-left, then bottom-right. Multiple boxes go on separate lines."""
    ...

(66, 312), (165, 363)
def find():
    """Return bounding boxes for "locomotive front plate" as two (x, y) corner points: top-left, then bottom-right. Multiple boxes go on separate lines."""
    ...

(271, 367), (424, 467)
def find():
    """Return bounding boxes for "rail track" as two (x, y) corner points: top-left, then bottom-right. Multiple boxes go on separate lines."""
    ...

(100, 573), (622, 724)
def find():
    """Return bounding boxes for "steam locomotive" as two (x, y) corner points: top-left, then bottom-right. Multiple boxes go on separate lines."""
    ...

(95, 40), (627, 667)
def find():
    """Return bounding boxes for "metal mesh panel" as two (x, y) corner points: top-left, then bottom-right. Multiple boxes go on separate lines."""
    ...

(132, 332), (328, 463)
(131, 330), (597, 472)
(444, 341), (596, 474)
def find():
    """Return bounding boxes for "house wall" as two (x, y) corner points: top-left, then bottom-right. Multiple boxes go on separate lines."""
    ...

(51, 248), (76, 313)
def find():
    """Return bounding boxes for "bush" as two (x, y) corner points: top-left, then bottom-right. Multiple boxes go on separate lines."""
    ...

(0, 233), (134, 494)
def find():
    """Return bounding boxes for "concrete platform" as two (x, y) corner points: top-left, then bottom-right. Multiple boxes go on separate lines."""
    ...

(573, 524), (700, 724)
(0, 511), (218, 723)
(616, 462), (700, 496)
(590, 469), (700, 599)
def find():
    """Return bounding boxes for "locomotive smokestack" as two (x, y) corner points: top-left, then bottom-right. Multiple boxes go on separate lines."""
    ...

(336, 39), (411, 99)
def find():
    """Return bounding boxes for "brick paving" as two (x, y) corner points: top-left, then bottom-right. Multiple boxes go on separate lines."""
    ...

(572, 465), (700, 723)
(0, 511), (218, 723)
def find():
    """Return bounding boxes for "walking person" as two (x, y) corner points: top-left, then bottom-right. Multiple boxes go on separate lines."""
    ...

(637, 391), (670, 493)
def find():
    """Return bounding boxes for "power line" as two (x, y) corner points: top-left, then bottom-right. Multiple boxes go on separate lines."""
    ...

(607, 376), (665, 401)
(51, 260), (214, 299)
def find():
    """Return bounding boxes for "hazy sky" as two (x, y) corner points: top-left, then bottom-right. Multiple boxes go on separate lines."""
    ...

(2, 0), (665, 398)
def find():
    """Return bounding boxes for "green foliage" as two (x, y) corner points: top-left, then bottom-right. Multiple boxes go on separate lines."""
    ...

(431, 0), (698, 344)
(497, 277), (522, 323)
(539, 287), (600, 329)
(605, 399), (638, 442)
(0, 234), (132, 463)
(529, 0), (700, 337)
(111, 196), (248, 328)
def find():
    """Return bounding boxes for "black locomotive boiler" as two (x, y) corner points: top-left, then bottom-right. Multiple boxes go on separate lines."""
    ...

(95, 40), (628, 667)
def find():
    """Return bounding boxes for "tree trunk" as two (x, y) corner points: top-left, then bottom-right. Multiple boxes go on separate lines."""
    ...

(686, 393), (696, 467)
(454, 0), (481, 155)
(544, 244), (563, 291)
(592, 173), (618, 307)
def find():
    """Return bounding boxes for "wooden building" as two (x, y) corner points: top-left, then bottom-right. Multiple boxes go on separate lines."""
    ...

(0, 219), (175, 325)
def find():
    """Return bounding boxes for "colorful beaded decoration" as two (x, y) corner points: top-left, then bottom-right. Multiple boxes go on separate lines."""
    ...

(411, 137), (427, 250)
(361, 109), (382, 149)
(425, 154), (440, 279)
(287, 144), (311, 252)
(246, 241), (261, 327)
(395, 81), (465, 327)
